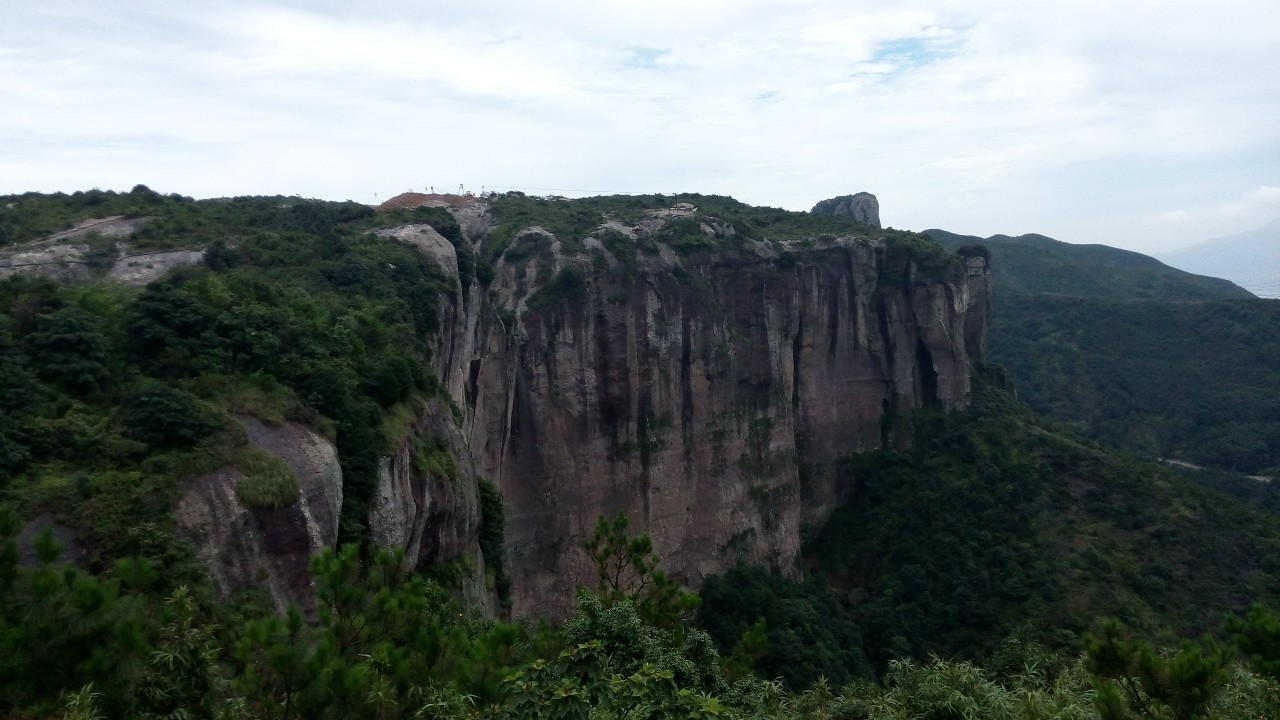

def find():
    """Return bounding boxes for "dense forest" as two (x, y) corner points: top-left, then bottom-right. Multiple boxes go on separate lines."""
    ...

(3, 188), (1280, 717)
(928, 229), (1280, 476)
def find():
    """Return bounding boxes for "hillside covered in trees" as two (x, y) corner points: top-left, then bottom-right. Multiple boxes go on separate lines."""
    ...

(2, 188), (1280, 717)
(928, 228), (1280, 477)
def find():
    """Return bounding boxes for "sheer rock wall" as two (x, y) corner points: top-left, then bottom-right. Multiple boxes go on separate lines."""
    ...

(420, 212), (990, 618)
(158, 200), (989, 620)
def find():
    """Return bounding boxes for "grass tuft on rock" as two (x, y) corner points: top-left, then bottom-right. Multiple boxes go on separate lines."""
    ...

(232, 447), (299, 510)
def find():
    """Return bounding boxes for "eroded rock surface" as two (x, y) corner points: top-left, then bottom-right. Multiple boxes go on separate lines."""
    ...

(374, 224), (459, 278)
(133, 198), (982, 621)
(0, 216), (204, 285)
(406, 213), (990, 619)
(106, 249), (206, 285)
(811, 193), (881, 228)
(370, 398), (495, 614)
(16, 514), (84, 568)
(3, 200), (985, 623)
(175, 418), (342, 611)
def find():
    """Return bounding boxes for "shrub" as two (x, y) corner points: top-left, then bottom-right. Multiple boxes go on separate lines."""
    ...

(232, 448), (299, 509)
(28, 306), (112, 394)
(362, 351), (421, 408)
(525, 268), (587, 313)
(412, 435), (457, 481)
(478, 478), (509, 603)
(119, 380), (224, 449)
(503, 231), (551, 264)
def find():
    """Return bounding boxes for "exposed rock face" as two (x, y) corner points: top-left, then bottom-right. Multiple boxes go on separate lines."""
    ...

(14, 201), (985, 623)
(374, 224), (459, 279)
(961, 254), (991, 359)
(0, 241), (98, 283)
(0, 216), (204, 286)
(106, 249), (207, 285)
(369, 398), (495, 614)
(403, 207), (990, 619)
(175, 417), (343, 611)
(47, 216), (149, 242)
(811, 193), (881, 228)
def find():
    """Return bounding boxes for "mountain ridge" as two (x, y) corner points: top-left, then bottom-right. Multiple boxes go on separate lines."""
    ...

(925, 228), (1254, 300)
(1158, 217), (1280, 298)
(5, 189), (1280, 716)
(924, 224), (1280, 476)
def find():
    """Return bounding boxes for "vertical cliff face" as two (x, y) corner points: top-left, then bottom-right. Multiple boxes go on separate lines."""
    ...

(368, 398), (495, 614)
(169, 197), (988, 619)
(416, 206), (990, 619)
(961, 254), (991, 359)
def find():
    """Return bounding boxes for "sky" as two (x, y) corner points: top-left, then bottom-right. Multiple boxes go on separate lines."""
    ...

(1, 1), (1278, 254)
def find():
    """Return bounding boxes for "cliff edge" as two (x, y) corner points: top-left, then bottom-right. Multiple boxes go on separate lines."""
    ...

(413, 195), (989, 617)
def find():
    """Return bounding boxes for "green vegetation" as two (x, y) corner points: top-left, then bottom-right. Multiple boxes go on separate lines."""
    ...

(929, 228), (1280, 475)
(700, 566), (871, 689)
(992, 295), (1280, 473)
(523, 267), (588, 313)
(8, 190), (1280, 717)
(119, 379), (226, 448)
(232, 448), (300, 510)
(478, 478), (511, 605)
(6, 503), (1280, 718)
(374, 204), (474, 291)
(486, 192), (884, 244)
(699, 371), (1280, 697)
(878, 229), (964, 282)
(926, 229), (1251, 301)
(582, 512), (701, 629)
(1, 186), (375, 251)
(480, 192), (949, 286)
(412, 435), (459, 481)
(1084, 618), (1232, 720)
(0, 191), (450, 554)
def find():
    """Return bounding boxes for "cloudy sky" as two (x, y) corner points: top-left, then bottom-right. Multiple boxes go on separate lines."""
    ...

(2, 1), (1277, 253)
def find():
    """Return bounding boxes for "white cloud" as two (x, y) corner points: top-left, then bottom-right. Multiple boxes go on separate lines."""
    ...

(0, 0), (1276, 253)
(1244, 185), (1280, 204)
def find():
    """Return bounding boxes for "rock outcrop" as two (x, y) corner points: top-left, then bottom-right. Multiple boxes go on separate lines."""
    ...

(0, 216), (205, 285)
(369, 398), (495, 614)
(961, 253), (991, 359)
(811, 193), (881, 228)
(175, 417), (343, 612)
(106, 248), (207, 285)
(402, 202), (990, 619)
(374, 224), (459, 279)
(10, 198), (987, 622)
(15, 514), (84, 568)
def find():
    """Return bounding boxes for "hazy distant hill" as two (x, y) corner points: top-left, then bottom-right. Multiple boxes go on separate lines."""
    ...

(1158, 218), (1280, 298)
(924, 227), (1280, 475)
(925, 228), (1254, 301)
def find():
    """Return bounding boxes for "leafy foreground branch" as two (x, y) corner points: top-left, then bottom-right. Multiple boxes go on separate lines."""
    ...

(4, 508), (1280, 718)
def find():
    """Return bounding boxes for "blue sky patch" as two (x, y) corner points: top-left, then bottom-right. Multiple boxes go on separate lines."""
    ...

(869, 36), (951, 71)
(626, 47), (668, 69)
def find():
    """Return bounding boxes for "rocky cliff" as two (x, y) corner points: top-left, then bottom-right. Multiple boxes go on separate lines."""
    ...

(175, 417), (343, 612)
(4, 195), (988, 620)
(409, 197), (990, 618)
(811, 193), (881, 228)
(368, 398), (496, 615)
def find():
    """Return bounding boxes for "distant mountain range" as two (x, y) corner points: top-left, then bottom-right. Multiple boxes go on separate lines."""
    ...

(925, 228), (1253, 301)
(924, 226), (1280, 476)
(1157, 218), (1280, 298)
